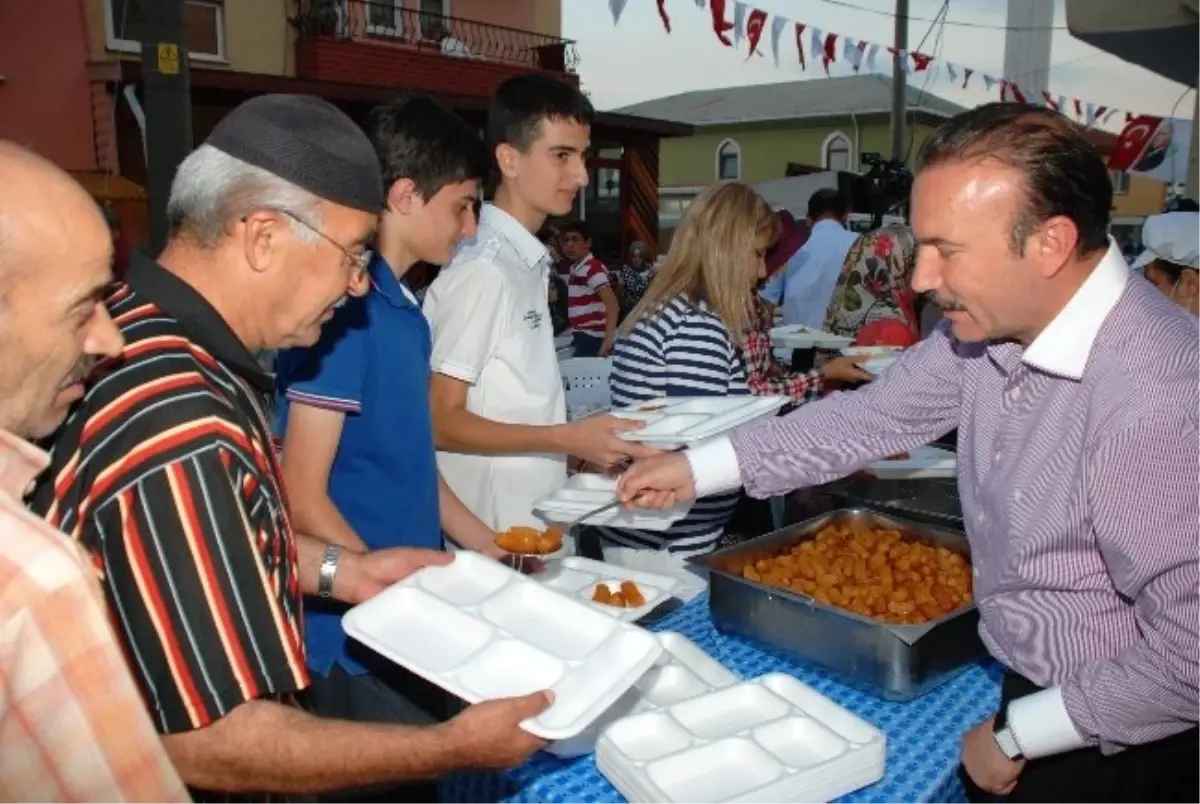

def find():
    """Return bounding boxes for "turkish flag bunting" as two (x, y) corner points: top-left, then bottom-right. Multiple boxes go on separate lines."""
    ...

(710, 0), (734, 46)
(822, 32), (837, 74)
(1041, 91), (1059, 111)
(794, 22), (807, 68)
(962, 68), (973, 88)
(745, 8), (768, 58)
(1108, 115), (1165, 171)
(656, 0), (671, 32)
(910, 51), (933, 71)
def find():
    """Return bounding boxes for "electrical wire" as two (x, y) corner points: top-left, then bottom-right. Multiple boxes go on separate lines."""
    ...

(903, 0), (951, 165)
(809, 0), (1067, 31)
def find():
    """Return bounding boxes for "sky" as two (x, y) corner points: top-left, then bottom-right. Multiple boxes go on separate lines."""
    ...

(562, 0), (1195, 131)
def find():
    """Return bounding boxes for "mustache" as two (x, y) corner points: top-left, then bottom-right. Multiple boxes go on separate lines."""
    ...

(934, 296), (967, 312)
(59, 357), (99, 389)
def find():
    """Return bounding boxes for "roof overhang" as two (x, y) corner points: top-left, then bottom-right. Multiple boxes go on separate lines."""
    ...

(1065, 0), (1198, 87)
(107, 60), (692, 140)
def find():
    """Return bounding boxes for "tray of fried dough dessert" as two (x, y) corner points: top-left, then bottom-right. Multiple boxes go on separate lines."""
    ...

(342, 551), (662, 740)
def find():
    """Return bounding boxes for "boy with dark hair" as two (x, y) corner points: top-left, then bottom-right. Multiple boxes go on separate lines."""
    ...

(273, 95), (535, 785)
(559, 219), (619, 356)
(424, 73), (654, 536)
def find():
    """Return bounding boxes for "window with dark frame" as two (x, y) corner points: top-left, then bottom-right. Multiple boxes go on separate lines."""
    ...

(107, 0), (224, 58)
(717, 140), (740, 180)
(824, 134), (851, 172)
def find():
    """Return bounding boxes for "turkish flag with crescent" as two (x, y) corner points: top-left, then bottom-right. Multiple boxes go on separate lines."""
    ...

(745, 8), (768, 58)
(1108, 115), (1166, 172)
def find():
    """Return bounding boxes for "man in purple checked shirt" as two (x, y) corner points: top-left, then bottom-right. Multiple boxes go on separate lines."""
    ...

(618, 103), (1198, 804)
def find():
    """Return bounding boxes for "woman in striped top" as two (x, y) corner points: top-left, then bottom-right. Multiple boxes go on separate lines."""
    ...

(602, 183), (780, 573)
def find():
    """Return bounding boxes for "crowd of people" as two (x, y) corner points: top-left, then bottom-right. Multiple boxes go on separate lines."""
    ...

(0, 66), (1197, 804)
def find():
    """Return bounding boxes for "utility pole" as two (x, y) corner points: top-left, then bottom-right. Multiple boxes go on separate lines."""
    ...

(140, 0), (193, 253)
(889, 0), (909, 163)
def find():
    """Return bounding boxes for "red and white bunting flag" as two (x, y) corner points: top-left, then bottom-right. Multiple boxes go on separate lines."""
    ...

(694, 0), (705, 7)
(822, 32), (838, 74)
(1103, 108), (1120, 124)
(982, 74), (996, 92)
(711, 0), (734, 46)
(1057, 95), (1068, 114)
(1001, 81), (1028, 104)
(852, 39), (868, 71)
(865, 43), (880, 73)
(733, 1), (747, 48)
(609, 0), (629, 25)
(962, 67), (974, 88)
(769, 14), (787, 66)
(794, 22), (807, 69)
(1040, 91), (1059, 111)
(1108, 114), (1167, 171)
(886, 47), (913, 73)
(745, 7), (767, 58)
(810, 26), (824, 67)
(656, 0), (671, 32)
(945, 62), (958, 85)
(910, 50), (933, 72)
(1075, 99), (1085, 121)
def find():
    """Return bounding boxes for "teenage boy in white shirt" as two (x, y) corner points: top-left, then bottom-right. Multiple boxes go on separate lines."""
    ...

(423, 74), (654, 533)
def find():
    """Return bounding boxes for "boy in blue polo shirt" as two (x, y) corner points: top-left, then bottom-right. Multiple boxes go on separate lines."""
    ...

(273, 95), (497, 743)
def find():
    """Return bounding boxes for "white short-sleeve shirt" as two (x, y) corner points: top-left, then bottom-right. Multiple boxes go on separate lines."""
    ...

(423, 204), (567, 531)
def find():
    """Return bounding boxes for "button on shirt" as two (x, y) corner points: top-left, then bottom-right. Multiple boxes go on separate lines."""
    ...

(32, 254), (308, 762)
(691, 243), (1199, 756)
(759, 219), (857, 328)
(0, 428), (189, 803)
(423, 204), (567, 531)
(275, 253), (440, 676)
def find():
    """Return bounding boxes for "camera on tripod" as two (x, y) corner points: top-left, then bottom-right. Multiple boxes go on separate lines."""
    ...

(857, 152), (912, 228)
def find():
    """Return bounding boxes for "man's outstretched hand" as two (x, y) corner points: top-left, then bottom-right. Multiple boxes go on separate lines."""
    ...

(617, 452), (698, 510)
(338, 548), (453, 604)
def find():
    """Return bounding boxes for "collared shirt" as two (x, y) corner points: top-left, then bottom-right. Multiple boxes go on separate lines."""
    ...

(742, 301), (823, 403)
(423, 203), (566, 531)
(759, 219), (858, 328)
(567, 252), (611, 334)
(32, 253), (309, 769)
(691, 243), (1199, 756)
(275, 252), (440, 676)
(0, 428), (190, 803)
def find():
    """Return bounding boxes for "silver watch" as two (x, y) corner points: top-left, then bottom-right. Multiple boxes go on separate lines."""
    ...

(318, 544), (343, 599)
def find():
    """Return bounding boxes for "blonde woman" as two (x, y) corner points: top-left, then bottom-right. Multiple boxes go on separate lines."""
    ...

(602, 183), (779, 589)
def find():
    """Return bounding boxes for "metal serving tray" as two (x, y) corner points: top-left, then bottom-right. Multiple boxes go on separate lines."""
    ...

(696, 509), (986, 701)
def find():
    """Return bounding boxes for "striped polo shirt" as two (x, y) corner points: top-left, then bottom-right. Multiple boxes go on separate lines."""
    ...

(567, 254), (610, 334)
(603, 295), (748, 556)
(32, 253), (308, 762)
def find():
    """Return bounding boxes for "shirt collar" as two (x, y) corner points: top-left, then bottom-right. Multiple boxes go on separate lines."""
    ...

(1021, 240), (1131, 380)
(125, 250), (275, 394)
(367, 252), (414, 310)
(0, 428), (48, 499)
(479, 203), (548, 271)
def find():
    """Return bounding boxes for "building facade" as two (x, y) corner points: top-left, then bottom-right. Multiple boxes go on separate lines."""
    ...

(0, 0), (688, 256)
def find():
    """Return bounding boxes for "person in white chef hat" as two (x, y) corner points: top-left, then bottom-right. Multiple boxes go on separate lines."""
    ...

(1133, 211), (1200, 316)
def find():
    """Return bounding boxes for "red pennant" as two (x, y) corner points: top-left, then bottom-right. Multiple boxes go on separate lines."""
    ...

(962, 68), (973, 89)
(822, 32), (837, 75)
(1041, 91), (1060, 111)
(656, 0), (671, 32)
(794, 22), (807, 69)
(745, 8), (768, 58)
(709, 0), (734, 46)
(1094, 105), (1108, 123)
(1002, 82), (1028, 104)
(1074, 99), (1083, 119)
(910, 51), (933, 72)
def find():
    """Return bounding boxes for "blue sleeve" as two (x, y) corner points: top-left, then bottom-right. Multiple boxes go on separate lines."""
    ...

(759, 270), (784, 305)
(274, 298), (368, 414)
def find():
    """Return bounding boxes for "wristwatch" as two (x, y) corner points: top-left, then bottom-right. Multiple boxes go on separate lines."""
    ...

(993, 706), (1024, 761)
(318, 544), (343, 599)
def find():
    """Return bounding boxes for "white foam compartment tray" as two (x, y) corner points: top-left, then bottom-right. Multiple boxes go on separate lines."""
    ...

(596, 673), (886, 803)
(538, 557), (680, 622)
(769, 325), (854, 350)
(867, 445), (957, 479)
(342, 551), (663, 740)
(535, 473), (692, 530)
(548, 631), (738, 758)
(611, 396), (788, 448)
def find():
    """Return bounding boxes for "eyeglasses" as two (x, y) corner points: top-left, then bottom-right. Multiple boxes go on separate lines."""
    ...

(275, 209), (370, 277)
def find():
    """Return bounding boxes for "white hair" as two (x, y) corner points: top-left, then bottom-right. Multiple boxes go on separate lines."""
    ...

(166, 144), (323, 247)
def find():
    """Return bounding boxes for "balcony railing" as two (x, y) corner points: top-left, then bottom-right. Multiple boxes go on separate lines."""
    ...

(291, 0), (580, 74)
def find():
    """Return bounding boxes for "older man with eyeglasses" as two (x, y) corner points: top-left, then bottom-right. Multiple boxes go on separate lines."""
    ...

(32, 94), (551, 801)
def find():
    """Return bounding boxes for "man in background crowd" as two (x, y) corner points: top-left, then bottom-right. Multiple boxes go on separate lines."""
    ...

(0, 141), (188, 802)
(1134, 210), (1199, 316)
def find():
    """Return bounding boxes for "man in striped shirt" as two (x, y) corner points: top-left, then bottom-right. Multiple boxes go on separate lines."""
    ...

(0, 142), (189, 803)
(559, 221), (619, 356)
(33, 96), (550, 801)
(621, 104), (1198, 802)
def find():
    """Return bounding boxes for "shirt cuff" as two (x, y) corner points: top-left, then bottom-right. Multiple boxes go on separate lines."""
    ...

(1006, 686), (1089, 759)
(685, 437), (743, 498)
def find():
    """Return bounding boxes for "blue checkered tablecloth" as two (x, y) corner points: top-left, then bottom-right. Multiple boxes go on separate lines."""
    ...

(440, 593), (1002, 804)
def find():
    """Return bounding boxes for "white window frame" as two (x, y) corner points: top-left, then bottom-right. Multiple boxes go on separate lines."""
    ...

(364, 0), (405, 36)
(103, 0), (226, 62)
(821, 131), (854, 172)
(715, 138), (741, 181)
(1110, 170), (1130, 196)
